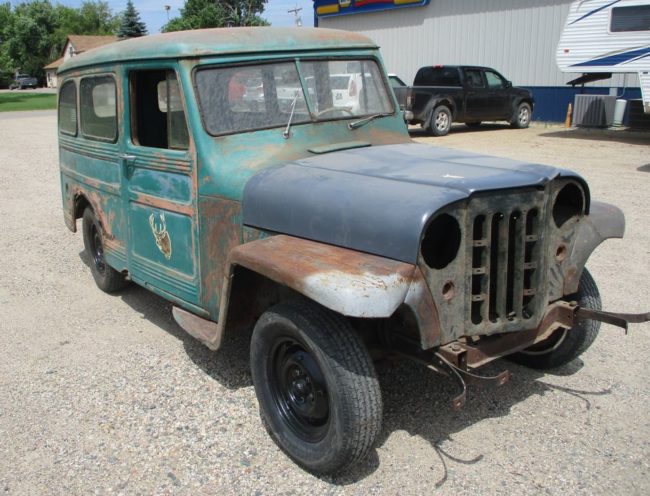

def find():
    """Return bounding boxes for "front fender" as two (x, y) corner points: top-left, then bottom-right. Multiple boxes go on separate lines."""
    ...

(225, 235), (417, 318)
(564, 201), (625, 293)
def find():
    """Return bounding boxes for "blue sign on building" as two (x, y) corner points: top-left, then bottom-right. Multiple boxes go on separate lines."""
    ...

(314, 0), (431, 18)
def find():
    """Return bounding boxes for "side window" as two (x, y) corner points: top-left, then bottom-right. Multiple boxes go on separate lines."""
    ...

(485, 71), (505, 89)
(80, 76), (117, 142)
(464, 69), (485, 89)
(58, 80), (77, 136)
(130, 70), (189, 150)
(611, 5), (650, 32)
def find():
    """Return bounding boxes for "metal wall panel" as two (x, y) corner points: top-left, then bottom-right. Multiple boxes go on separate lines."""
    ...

(319, 0), (634, 87)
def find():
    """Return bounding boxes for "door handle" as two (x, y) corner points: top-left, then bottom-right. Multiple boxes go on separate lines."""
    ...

(119, 154), (136, 178)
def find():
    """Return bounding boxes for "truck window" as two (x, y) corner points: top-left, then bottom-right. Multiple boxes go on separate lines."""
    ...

(195, 62), (310, 136)
(130, 70), (189, 150)
(464, 69), (485, 89)
(80, 76), (117, 142)
(485, 70), (505, 89)
(610, 5), (650, 32)
(58, 80), (77, 136)
(414, 67), (461, 86)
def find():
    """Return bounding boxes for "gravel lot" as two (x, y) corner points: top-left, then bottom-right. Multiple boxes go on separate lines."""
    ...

(1, 112), (649, 495)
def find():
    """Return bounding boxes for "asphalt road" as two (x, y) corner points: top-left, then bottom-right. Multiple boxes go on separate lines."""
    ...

(1, 112), (649, 495)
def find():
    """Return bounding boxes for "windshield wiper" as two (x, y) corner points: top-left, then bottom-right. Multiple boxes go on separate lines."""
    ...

(347, 113), (390, 130)
(282, 93), (300, 139)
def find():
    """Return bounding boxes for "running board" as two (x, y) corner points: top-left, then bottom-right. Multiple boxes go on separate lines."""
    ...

(172, 306), (220, 346)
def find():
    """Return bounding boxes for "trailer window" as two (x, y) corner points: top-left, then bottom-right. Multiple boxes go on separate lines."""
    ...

(611, 5), (650, 32)
(58, 80), (77, 136)
(80, 76), (117, 142)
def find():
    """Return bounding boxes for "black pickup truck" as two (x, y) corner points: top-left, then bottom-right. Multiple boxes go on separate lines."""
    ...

(398, 65), (534, 136)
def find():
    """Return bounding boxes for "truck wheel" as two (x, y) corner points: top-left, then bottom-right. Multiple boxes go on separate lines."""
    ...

(250, 300), (382, 474)
(429, 105), (452, 136)
(511, 102), (531, 128)
(510, 270), (601, 369)
(82, 208), (129, 293)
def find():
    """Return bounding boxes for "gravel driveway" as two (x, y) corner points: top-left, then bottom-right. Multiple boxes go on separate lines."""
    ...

(1, 112), (648, 495)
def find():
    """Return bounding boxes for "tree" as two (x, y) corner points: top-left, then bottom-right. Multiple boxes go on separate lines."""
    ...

(163, 0), (269, 33)
(117, 0), (147, 38)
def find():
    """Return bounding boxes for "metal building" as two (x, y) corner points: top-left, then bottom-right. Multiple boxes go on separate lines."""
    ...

(314, 0), (641, 121)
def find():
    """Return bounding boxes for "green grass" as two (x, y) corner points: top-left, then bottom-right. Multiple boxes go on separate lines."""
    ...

(0, 92), (57, 112)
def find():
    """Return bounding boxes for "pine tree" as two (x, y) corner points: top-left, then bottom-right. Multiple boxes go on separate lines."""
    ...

(117, 0), (147, 38)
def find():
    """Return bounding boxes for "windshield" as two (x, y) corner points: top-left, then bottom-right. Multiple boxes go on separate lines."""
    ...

(195, 58), (394, 136)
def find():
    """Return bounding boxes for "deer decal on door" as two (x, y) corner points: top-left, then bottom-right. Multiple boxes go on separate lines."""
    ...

(149, 212), (172, 260)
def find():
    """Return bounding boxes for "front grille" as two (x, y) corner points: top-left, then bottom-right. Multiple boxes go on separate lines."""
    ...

(467, 192), (545, 331)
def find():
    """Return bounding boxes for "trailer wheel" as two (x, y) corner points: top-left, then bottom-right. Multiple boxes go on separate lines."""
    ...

(511, 102), (531, 128)
(250, 300), (382, 474)
(511, 269), (601, 369)
(82, 208), (129, 293)
(429, 105), (452, 136)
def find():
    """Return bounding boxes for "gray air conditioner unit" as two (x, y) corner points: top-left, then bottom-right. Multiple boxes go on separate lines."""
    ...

(573, 95), (617, 127)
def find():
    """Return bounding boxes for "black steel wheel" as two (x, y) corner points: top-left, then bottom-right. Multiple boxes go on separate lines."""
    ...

(510, 269), (601, 369)
(82, 207), (129, 293)
(250, 300), (382, 474)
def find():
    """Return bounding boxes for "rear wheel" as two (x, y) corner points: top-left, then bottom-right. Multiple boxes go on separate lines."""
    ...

(250, 300), (382, 474)
(510, 269), (601, 369)
(511, 102), (531, 128)
(82, 208), (129, 293)
(429, 105), (452, 136)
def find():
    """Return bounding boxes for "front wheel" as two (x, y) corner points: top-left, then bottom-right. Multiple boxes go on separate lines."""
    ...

(250, 300), (382, 474)
(82, 208), (129, 293)
(511, 102), (532, 128)
(510, 269), (601, 369)
(429, 105), (452, 136)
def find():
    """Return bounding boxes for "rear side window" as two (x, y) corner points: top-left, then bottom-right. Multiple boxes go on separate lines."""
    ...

(611, 5), (650, 32)
(464, 69), (485, 89)
(58, 80), (77, 136)
(414, 67), (461, 86)
(80, 76), (117, 142)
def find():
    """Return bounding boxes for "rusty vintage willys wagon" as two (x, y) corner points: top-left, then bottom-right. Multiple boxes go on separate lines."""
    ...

(57, 27), (648, 474)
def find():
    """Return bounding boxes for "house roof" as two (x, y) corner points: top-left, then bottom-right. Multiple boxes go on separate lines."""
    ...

(58, 27), (377, 74)
(67, 35), (118, 54)
(44, 57), (64, 70)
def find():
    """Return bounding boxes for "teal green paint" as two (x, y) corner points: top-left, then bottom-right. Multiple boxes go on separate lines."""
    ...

(58, 28), (410, 318)
(58, 28), (377, 74)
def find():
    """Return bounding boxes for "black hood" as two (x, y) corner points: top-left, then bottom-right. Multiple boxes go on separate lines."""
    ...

(242, 143), (583, 263)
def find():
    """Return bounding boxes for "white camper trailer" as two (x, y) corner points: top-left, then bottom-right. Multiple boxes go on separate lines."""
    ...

(556, 0), (650, 114)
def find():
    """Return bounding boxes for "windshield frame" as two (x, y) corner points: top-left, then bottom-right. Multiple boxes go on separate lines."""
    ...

(192, 55), (396, 138)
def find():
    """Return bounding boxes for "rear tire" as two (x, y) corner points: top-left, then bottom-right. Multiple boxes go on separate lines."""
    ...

(511, 102), (532, 129)
(510, 269), (601, 369)
(82, 208), (129, 293)
(429, 105), (452, 136)
(250, 300), (382, 474)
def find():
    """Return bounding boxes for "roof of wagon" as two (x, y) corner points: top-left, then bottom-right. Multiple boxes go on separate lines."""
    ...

(58, 27), (378, 74)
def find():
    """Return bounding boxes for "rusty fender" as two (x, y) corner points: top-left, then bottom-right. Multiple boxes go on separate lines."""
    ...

(197, 235), (441, 350)
(564, 201), (625, 294)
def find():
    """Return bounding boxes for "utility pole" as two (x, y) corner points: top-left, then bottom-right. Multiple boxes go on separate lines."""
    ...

(164, 5), (170, 21)
(288, 5), (302, 27)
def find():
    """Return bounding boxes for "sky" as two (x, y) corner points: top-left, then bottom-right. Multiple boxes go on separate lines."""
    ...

(53, 0), (314, 34)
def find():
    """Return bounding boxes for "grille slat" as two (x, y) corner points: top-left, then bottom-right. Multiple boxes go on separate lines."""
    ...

(468, 195), (545, 331)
